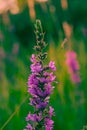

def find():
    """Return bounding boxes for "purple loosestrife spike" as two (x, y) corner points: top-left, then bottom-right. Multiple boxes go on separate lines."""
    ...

(65, 50), (81, 84)
(25, 20), (56, 130)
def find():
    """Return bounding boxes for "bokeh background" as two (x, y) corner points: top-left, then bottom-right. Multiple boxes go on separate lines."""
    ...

(0, 0), (87, 130)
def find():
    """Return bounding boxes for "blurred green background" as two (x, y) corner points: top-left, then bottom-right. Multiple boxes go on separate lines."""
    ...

(0, 0), (87, 130)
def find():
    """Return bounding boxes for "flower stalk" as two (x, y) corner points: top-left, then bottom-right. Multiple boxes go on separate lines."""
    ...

(24, 20), (56, 130)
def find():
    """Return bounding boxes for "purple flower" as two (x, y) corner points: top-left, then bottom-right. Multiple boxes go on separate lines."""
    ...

(26, 113), (34, 121)
(30, 54), (36, 63)
(49, 61), (56, 71)
(36, 101), (49, 109)
(25, 123), (33, 130)
(28, 74), (39, 86)
(26, 113), (41, 122)
(66, 51), (81, 84)
(30, 96), (49, 109)
(48, 107), (54, 117)
(39, 77), (48, 83)
(28, 85), (43, 97)
(44, 83), (54, 96)
(30, 62), (42, 73)
(45, 118), (54, 130)
(48, 72), (56, 82)
(44, 72), (56, 83)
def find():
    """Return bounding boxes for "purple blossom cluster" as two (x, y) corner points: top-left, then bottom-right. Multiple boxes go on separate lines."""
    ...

(65, 50), (81, 84)
(25, 55), (56, 130)
(25, 20), (56, 130)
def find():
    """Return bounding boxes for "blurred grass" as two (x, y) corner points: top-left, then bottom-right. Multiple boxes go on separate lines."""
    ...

(48, 40), (87, 130)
